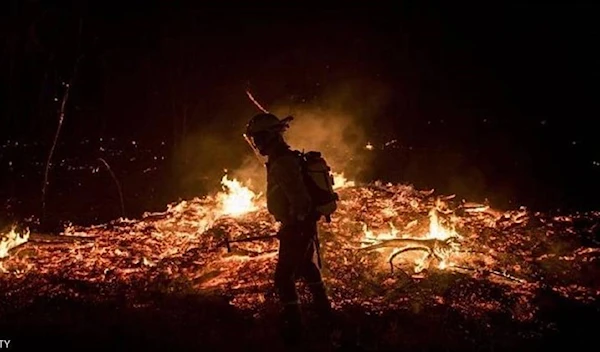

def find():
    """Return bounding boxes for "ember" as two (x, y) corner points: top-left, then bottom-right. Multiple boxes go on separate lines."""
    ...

(1, 173), (598, 325)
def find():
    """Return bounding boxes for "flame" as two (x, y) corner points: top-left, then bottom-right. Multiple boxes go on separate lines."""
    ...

(332, 172), (355, 189)
(1, 168), (597, 319)
(217, 174), (260, 217)
(361, 204), (460, 273)
(427, 207), (459, 240)
(0, 227), (30, 259)
(362, 222), (399, 243)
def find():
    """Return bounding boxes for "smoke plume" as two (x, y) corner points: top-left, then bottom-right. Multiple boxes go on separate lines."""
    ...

(178, 78), (390, 195)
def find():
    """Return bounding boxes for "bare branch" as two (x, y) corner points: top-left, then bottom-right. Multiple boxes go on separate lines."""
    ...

(98, 158), (126, 218)
(41, 55), (82, 224)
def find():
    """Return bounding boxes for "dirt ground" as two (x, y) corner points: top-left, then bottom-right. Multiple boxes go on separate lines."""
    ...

(1, 281), (598, 352)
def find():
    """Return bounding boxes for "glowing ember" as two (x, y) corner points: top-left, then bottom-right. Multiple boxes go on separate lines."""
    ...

(1, 173), (598, 323)
(0, 227), (29, 259)
(360, 207), (460, 273)
(217, 174), (260, 217)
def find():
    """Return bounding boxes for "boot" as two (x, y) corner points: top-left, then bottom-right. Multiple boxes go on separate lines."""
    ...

(309, 282), (337, 345)
(280, 304), (304, 347)
(309, 282), (333, 322)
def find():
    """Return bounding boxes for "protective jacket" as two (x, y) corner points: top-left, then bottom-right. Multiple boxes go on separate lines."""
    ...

(266, 145), (312, 224)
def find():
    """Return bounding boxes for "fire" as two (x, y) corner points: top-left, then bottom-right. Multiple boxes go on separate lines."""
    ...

(361, 205), (460, 273)
(216, 174), (261, 217)
(0, 227), (30, 259)
(216, 170), (351, 217)
(362, 222), (399, 242)
(1, 169), (598, 322)
(427, 208), (453, 240)
(332, 172), (355, 189)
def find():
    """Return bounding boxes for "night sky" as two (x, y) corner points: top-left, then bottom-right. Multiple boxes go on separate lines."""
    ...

(1, 2), (599, 226)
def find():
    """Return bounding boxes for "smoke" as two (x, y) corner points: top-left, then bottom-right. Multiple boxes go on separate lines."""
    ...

(271, 105), (368, 176)
(229, 153), (267, 194)
(177, 78), (390, 195)
(276, 79), (389, 172)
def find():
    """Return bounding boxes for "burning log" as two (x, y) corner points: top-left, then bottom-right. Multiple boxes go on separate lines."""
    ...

(222, 233), (278, 253)
(27, 233), (97, 244)
(359, 237), (460, 273)
(1, 231), (97, 261)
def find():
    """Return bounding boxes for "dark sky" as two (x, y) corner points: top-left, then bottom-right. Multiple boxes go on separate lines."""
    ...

(4, 3), (597, 137)
(2, 2), (599, 215)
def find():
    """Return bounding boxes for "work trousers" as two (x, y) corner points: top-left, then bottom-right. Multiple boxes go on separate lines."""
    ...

(274, 220), (329, 310)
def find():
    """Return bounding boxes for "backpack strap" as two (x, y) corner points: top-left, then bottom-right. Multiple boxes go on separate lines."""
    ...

(291, 150), (306, 168)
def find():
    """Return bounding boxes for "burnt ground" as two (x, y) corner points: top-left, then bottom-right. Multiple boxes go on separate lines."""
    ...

(0, 278), (598, 352)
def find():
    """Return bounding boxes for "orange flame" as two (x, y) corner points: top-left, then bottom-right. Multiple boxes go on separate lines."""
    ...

(361, 205), (460, 273)
(0, 227), (29, 259)
(332, 172), (355, 190)
(217, 174), (261, 217)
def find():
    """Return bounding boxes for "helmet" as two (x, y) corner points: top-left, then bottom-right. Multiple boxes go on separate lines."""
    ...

(244, 113), (293, 156)
(245, 113), (292, 136)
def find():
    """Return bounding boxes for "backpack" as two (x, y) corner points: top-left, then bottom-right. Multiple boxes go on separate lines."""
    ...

(295, 150), (339, 222)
